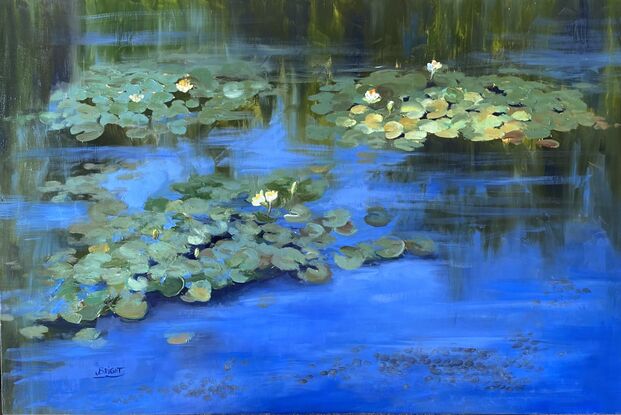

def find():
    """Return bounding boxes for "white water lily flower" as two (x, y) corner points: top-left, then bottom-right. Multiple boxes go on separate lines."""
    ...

(129, 93), (144, 103)
(426, 60), (443, 79)
(176, 78), (194, 93)
(363, 88), (381, 104)
(265, 190), (278, 203)
(251, 190), (266, 206)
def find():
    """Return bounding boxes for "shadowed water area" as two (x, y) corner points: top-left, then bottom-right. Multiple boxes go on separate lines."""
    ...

(1, 1), (621, 413)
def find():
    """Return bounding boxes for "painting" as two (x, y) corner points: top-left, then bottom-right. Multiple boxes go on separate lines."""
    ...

(1, 1), (620, 414)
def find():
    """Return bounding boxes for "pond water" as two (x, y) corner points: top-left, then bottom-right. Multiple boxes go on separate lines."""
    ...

(1, 1), (621, 413)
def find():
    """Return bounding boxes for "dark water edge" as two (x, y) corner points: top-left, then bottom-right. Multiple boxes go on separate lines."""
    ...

(1, 1), (621, 413)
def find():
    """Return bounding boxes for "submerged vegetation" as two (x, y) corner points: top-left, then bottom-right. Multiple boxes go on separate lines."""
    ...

(307, 68), (606, 151)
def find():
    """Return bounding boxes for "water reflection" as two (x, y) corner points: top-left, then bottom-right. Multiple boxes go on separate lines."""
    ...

(1, 1), (621, 413)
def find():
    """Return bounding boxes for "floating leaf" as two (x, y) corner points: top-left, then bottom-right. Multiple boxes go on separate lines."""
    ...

(374, 237), (405, 259)
(334, 246), (365, 270)
(335, 116), (357, 128)
(335, 221), (357, 236)
(223, 82), (245, 99)
(74, 328), (101, 341)
(127, 276), (149, 292)
(511, 110), (532, 121)
(298, 262), (332, 283)
(166, 332), (194, 345)
(19, 325), (48, 340)
(167, 119), (187, 135)
(185, 280), (212, 302)
(364, 206), (392, 227)
(271, 247), (306, 271)
(401, 102), (425, 119)
(322, 209), (351, 228)
(405, 236), (438, 258)
(350, 105), (369, 115)
(158, 276), (185, 297)
(113, 293), (148, 320)
(284, 204), (312, 223)
(384, 121), (404, 140)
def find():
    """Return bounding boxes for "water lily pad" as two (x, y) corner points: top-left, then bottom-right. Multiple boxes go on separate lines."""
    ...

(298, 262), (332, 283)
(223, 81), (245, 99)
(425, 99), (449, 119)
(148, 242), (178, 263)
(335, 221), (357, 236)
(167, 119), (187, 135)
(322, 209), (351, 228)
(384, 121), (404, 139)
(511, 110), (532, 121)
(405, 236), (438, 258)
(127, 276), (149, 292)
(362, 113), (383, 131)
(72, 123), (105, 142)
(158, 276), (185, 297)
(271, 247), (306, 271)
(334, 246), (365, 270)
(302, 222), (325, 239)
(374, 237), (405, 259)
(284, 204), (312, 223)
(73, 328), (101, 341)
(226, 248), (260, 272)
(311, 101), (334, 115)
(350, 104), (369, 115)
(19, 325), (49, 340)
(78, 290), (109, 321)
(166, 332), (194, 345)
(113, 293), (148, 320)
(335, 116), (357, 128)
(401, 102), (425, 119)
(364, 206), (392, 227)
(185, 280), (212, 302)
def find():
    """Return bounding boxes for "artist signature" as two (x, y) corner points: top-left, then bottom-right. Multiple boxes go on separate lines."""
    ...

(93, 366), (124, 379)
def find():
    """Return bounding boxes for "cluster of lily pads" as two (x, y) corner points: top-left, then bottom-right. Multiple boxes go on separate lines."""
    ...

(28, 167), (430, 333)
(307, 69), (604, 151)
(39, 63), (272, 141)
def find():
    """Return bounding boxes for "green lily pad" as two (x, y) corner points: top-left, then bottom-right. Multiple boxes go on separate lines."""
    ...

(334, 221), (357, 236)
(334, 246), (366, 270)
(322, 209), (351, 228)
(113, 293), (148, 320)
(78, 290), (110, 321)
(284, 204), (312, 223)
(271, 247), (306, 271)
(73, 328), (101, 341)
(158, 276), (185, 297)
(374, 237), (406, 259)
(511, 110), (532, 121)
(405, 236), (438, 258)
(167, 119), (187, 135)
(226, 248), (260, 272)
(364, 206), (392, 227)
(19, 325), (49, 340)
(184, 280), (212, 302)
(302, 222), (326, 239)
(384, 121), (404, 139)
(298, 262), (332, 283)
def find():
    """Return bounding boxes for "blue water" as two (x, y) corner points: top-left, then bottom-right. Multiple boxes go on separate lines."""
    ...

(4, 104), (621, 413)
(2, 5), (621, 414)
